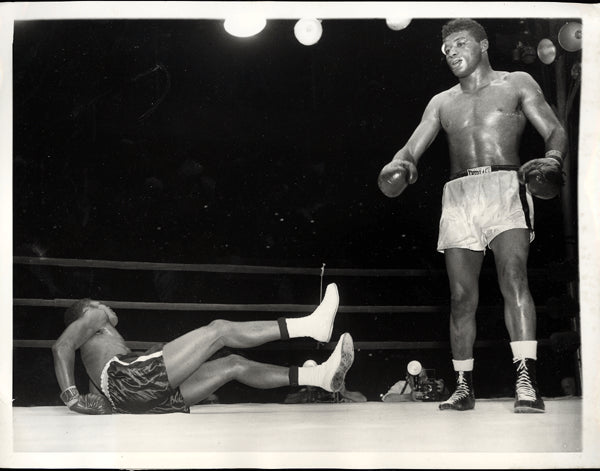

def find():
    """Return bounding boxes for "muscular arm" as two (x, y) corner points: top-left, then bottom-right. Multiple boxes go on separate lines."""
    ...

(514, 72), (568, 199)
(517, 72), (568, 157)
(52, 308), (107, 393)
(391, 94), (443, 166)
(378, 95), (442, 197)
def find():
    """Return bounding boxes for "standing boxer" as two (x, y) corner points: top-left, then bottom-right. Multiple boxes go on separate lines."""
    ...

(52, 283), (354, 414)
(378, 18), (567, 413)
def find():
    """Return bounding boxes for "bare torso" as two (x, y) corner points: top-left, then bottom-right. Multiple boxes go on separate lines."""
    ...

(438, 71), (526, 173)
(80, 324), (130, 389)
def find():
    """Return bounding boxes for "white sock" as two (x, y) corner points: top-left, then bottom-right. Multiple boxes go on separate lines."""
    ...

(298, 365), (324, 388)
(510, 340), (537, 360)
(286, 316), (312, 339)
(452, 358), (474, 371)
(285, 283), (339, 342)
(297, 332), (353, 392)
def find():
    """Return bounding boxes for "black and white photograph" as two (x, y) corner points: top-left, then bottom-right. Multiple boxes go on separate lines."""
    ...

(2, 2), (599, 469)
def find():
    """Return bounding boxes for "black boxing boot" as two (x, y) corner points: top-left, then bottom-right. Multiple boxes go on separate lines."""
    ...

(513, 358), (545, 413)
(439, 370), (475, 411)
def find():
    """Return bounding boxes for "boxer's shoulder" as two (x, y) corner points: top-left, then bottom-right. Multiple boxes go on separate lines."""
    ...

(425, 88), (457, 115)
(438, 84), (461, 99)
(502, 70), (540, 91)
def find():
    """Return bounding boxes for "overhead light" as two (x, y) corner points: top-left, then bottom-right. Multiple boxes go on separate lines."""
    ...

(223, 15), (267, 38)
(294, 18), (322, 46)
(558, 22), (582, 52)
(385, 18), (412, 31)
(537, 38), (557, 65)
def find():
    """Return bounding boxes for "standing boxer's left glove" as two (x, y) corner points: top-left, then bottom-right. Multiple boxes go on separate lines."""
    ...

(518, 157), (565, 200)
(61, 386), (113, 415)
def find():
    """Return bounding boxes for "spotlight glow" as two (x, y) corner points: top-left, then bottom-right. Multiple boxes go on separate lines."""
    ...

(407, 360), (422, 376)
(537, 38), (557, 65)
(223, 15), (267, 38)
(294, 18), (322, 46)
(386, 18), (412, 31)
(558, 22), (582, 52)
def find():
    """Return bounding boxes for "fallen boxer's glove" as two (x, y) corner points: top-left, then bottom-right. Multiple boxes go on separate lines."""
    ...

(70, 393), (113, 415)
(518, 157), (565, 200)
(61, 386), (112, 415)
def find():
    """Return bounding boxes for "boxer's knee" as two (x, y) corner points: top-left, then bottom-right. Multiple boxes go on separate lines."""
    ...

(497, 260), (529, 299)
(449, 284), (478, 319)
(224, 354), (249, 378)
(206, 319), (232, 349)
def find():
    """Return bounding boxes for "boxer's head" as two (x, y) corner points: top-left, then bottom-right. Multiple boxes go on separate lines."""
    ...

(441, 19), (489, 78)
(64, 298), (118, 327)
(442, 18), (487, 44)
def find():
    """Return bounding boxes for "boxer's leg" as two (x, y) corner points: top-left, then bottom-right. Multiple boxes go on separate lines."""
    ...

(439, 248), (483, 411)
(179, 333), (354, 405)
(490, 229), (536, 340)
(446, 248), (484, 359)
(490, 229), (544, 413)
(178, 355), (290, 405)
(163, 284), (339, 387)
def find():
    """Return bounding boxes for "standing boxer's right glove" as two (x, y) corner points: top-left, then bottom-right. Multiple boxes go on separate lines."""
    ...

(378, 157), (419, 198)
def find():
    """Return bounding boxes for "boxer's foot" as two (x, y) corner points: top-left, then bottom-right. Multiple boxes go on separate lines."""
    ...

(321, 333), (354, 392)
(299, 333), (354, 392)
(285, 283), (339, 342)
(439, 370), (475, 411)
(514, 358), (545, 413)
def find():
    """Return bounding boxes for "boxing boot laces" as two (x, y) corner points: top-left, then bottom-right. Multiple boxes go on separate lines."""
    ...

(438, 370), (475, 411)
(514, 358), (545, 413)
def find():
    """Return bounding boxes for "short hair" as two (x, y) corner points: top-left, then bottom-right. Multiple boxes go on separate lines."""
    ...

(442, 19), (487, 42)
(64, 298), (92, 326)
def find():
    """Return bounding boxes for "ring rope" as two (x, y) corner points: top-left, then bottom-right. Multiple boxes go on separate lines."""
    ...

(13, 338), (552, 351)
(12, 256), (443, 276)
(13, 298), (547, 314)
(13, 256), (550, 278)
(12, 298), (445, 313)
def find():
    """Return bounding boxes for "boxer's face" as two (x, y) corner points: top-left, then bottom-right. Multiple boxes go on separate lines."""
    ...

(442, 30), (487, 78)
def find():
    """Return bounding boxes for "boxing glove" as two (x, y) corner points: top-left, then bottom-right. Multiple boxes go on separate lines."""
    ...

(518, 157), (565, 200)
(70, 393), (113, 415)
(378, 158), (418, 198)
(61, 386), (112, 415)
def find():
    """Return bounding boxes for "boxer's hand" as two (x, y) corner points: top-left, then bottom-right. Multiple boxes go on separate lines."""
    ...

(518, 157), (564, 200)
(69, 393), (113, 415)
(378, 159), (418, 198)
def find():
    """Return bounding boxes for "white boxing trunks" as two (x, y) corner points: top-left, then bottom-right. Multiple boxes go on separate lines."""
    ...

(437, 166), (534, 253)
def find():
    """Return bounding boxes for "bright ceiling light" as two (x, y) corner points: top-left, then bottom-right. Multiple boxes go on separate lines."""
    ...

(294, 18), (322, 46)
(223, 15), (267, 38)
(537, 38), (557, 65)
(385, 18), (412, 31)
(558, 22), (582, 52)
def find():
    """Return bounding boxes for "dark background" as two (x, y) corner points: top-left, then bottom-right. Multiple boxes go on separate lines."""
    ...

(13, 18), (580, 405)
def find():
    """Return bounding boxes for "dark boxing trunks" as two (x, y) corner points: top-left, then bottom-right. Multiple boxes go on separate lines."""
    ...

(100, 344), (190, 414)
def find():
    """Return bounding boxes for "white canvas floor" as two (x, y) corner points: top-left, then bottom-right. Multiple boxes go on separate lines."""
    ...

(13, 398), (581, 453)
